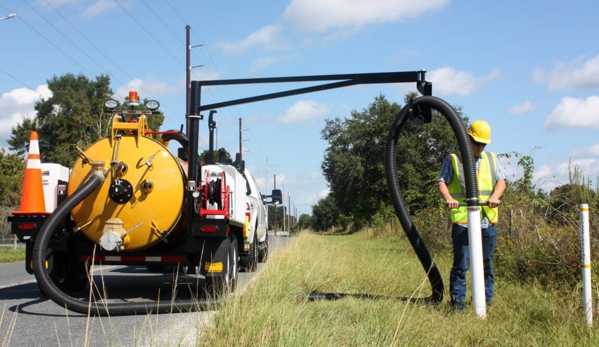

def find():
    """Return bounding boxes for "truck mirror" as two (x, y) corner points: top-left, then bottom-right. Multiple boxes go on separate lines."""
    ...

(271, 189), (282, 204)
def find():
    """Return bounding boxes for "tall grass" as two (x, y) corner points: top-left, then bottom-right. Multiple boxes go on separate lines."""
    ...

(0, 249), (24, 263)
(200, 230), (599, 346)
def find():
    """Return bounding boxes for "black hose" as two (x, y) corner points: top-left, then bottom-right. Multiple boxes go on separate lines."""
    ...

(33, 171), (219, 316)
(161, 130), (189, 150)
(384, 95), (478, 303)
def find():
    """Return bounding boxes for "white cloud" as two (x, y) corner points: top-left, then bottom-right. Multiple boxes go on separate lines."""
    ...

(81, 0), (121, 19)
(217, 26), (286, 54)
(278, 100), (330, 124)
(113, 78), (179, 101)
(282, 171), (329, 210)
(543, 96), (599, 131)
(508, 100), (536, 115)
(44, 0), (80, 7)
(244, 114), (273, 124)
(499, 158), (523, 182)
(0, 85), (52, 149)
(283, 0), (449, 33)
(533, 54), (599, 91)
(534, 158), (599, 192)
(428, 67), (500, 96)
(571, 144), (599, 158)
(251, 56), (277, 73)
(298, 188), (330, 209)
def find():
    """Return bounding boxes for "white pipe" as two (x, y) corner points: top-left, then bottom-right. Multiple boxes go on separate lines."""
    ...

(467, 206), (486, 318)
(581, 203), (592, 327)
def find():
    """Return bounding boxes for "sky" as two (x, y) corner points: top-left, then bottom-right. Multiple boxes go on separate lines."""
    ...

(1, 0), (599, 217)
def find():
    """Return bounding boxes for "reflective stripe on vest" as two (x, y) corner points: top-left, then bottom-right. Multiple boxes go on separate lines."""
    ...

(447, 151), (499, 224)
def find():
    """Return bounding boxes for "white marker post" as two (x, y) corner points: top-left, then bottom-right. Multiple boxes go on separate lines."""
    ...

(580, 203), (592, 327)
(468, 205), (486, 318)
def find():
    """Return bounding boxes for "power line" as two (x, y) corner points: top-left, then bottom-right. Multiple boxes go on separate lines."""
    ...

(164, 0), (240, 136)
(24, 0), (127, 86)
(114, 0), (184, 66)
(0, 67), (44, 98)
(167, 9), (267, 167)
(38, 0), (180, 129)
(16, 1), (94, 77)
(141, 0), (185, 46)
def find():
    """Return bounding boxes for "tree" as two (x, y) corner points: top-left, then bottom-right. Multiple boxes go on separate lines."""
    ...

(9, 74), (167, 167)
(320, 93), (465, 223)
(311, 195), (340, 231)
(297, 213), (313, 230)
(267, 204), (286, 231)
(200, 148), (233, 164)
(0, 148), (25, 207)
(0, 148), (25, 237)
(321, 94), (400, 221)
(9, 73), (114, 167)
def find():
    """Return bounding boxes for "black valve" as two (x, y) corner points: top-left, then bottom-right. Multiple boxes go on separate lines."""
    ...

(109, 179), (133, 204)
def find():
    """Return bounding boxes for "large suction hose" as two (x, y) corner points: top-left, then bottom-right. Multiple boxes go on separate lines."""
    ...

(33, 171), (219, 316)
(384, 95), (478, 303)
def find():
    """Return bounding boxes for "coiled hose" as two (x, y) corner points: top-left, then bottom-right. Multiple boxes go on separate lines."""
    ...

(384, 95), (478, 303)
(33, 171), (219, 316)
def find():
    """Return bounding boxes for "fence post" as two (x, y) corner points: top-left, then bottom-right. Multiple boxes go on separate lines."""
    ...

(580, 203), (592, 327)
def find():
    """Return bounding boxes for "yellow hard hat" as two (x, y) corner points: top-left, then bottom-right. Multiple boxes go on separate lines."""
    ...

(467, 120), (491, 144)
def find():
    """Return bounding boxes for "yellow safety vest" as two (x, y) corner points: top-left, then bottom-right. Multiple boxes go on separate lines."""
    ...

(447, 151), (498, 224)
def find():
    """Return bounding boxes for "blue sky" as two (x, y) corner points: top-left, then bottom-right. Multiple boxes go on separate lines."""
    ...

(1, 0), (598, 216)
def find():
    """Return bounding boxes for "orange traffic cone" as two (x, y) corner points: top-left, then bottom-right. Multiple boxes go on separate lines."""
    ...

(11, 130), (50, 215)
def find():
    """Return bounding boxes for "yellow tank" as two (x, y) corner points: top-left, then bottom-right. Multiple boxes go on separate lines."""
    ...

(67, 116), (187, 251)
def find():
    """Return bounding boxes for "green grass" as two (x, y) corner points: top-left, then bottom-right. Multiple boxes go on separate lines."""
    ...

(0, 248), (25, 263)
(200, 230), (599, 346)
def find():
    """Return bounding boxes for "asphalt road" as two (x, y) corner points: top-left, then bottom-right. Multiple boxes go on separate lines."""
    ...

(0, 235), (292, 346)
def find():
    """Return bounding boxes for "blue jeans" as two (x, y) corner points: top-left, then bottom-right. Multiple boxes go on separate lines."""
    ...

(449, 223), (497, 305)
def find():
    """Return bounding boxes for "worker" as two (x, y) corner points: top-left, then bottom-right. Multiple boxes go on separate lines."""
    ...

(437, 120), (507, 312)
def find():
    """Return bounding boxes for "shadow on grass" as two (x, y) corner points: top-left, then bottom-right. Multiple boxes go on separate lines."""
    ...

(307, 291), (440, 304)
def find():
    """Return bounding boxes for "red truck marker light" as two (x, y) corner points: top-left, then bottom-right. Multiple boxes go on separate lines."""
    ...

(18, 223), (37, 230)
(201, 225), (219, 232)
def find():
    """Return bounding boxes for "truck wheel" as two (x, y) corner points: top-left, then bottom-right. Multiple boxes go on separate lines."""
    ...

(241, 231), (258, 272)
(258, 231), (268, 263)
(205, 234), (238, 295)
(50, 255), (88, 292)
(228, 233), (239, 290)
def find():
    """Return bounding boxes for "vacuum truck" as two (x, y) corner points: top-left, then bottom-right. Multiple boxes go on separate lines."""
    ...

(8, 91), (281, 312)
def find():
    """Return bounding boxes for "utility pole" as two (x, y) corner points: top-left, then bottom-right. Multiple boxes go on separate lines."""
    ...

(265, 158), (269, 231)
(288, 191), (291, 232)
(185, 25), (203, 136)
(186, 25), (191, 117)
(282, 184), (286, 232)
(273, 174), (277, 232)
(239, 118), (242, 163)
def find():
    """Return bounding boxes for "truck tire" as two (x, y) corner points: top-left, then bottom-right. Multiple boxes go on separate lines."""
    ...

(205, 233), (238, 295)
(241, 231), (258, 272)
(258, 231), (268, 263)
(49, 254), (88, 292)
(229, 233), (239, 290)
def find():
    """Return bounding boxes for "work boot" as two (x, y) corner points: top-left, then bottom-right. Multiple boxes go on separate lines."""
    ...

(451, 300), (465, 313)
